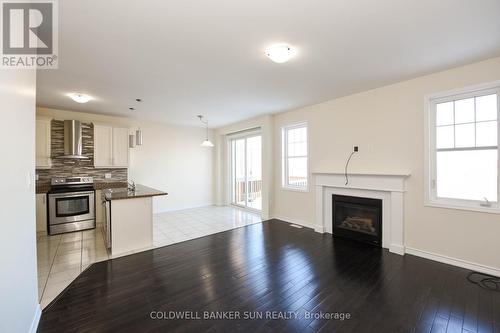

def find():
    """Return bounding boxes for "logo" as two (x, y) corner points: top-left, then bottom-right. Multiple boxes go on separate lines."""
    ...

(1, 0), (58, 69)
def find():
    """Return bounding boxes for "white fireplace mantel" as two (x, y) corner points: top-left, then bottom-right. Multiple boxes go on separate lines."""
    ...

(313, 172), (410, 255)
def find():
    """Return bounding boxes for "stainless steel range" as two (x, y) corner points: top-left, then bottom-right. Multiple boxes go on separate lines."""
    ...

(48, 177), (96, 235)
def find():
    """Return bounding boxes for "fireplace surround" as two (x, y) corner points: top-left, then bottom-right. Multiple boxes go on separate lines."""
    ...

(314, 172), (409, 255)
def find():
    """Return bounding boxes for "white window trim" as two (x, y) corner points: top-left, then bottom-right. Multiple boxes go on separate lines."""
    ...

(281, 122), (309, 192)
(424, 80), (500, 214)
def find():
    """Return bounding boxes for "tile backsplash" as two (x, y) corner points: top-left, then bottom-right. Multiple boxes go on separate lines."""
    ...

(36, 120), (127, 183)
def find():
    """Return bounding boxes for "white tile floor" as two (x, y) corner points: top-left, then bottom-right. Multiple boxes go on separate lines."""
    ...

(37, 205), (261, 308)
(153, 205), (263, 247)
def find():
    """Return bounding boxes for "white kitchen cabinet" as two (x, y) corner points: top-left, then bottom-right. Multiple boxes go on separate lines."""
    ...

(94, 124), (129, 168)
(94, 125), (113, 167)
(95, 190), (105, 225)
(112, 127), (130, 167)
(36, 193), (47, 233)
(36, 118), (51, 168)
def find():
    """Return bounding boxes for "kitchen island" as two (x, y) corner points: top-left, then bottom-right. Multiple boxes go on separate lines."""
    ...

(103, 185), (167, 256)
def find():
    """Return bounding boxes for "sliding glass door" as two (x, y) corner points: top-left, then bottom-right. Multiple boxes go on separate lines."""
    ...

(230, 133), (262, 211)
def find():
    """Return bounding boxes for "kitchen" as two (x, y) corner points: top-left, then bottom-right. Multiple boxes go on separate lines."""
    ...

(34, 106), (257, 309)
(36, 117), (166, 245)
(35, 112), (169, 307)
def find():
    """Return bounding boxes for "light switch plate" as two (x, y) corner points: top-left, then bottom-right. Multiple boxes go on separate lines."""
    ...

(105, 173), (112, 179)
(26, 172), (32, 189)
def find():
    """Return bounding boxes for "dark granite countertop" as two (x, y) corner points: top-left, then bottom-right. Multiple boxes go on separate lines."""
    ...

(103, 184), (168, 201)
(94, 181), (128, 190)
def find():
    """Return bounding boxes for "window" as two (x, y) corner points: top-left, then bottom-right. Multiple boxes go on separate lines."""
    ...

(282, 123), (308, 191)
(426, 83), (500, 212)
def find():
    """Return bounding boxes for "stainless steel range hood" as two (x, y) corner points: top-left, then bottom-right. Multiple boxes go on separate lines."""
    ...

(59, 120), (88, 159)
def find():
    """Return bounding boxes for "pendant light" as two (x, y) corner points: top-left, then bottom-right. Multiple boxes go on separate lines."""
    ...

(129, 134), (135, 148)
(136, 128), (143, 146)
(198, 115), (214, 147)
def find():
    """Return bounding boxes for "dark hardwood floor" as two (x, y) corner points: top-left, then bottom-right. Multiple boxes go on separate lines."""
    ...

(38, 219), (500, 333)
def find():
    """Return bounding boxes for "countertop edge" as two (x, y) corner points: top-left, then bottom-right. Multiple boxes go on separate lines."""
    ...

(104, 192), (168, 201)
(103, 184), (168, 201)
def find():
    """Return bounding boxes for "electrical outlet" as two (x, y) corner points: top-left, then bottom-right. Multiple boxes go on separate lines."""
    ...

(353, 146), (359, 152)
(105, 173), (112, 179)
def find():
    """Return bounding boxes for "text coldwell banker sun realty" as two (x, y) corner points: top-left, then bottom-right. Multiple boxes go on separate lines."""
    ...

(150, 310), (352, 321)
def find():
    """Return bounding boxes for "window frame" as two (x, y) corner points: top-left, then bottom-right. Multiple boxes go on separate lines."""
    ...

(281, 122), (309, 192)
(424, 81), (500, 214)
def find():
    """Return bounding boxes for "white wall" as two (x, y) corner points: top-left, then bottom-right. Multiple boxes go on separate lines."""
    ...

(216, 56), (500, 272)
(37, 108), (214, 213)
(128, 121), (214, 212)
(0, 70), (40, 332)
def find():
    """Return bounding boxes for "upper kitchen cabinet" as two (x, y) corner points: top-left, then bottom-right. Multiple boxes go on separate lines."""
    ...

(36, 118), (52, 168)
(112, 127), (130, 167)
(94, 124), (129, 168)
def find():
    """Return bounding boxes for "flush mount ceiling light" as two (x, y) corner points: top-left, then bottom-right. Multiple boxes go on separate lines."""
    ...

(197, 115), (214, 148)
(265, 43), (296, 63)
(68, 93), (92, 103)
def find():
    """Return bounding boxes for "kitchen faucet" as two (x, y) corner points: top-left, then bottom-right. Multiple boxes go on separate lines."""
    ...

(128, 180), (136, 192)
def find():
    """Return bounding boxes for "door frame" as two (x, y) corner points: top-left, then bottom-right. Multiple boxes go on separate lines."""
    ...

(227, 128), (263, 213)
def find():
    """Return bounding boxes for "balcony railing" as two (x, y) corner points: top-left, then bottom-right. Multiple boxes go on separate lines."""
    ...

(288, 176), (307, 188)
(234, 179), (262, 204)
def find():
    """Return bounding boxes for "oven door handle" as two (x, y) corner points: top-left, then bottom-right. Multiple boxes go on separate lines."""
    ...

(49, 191), (95, 198)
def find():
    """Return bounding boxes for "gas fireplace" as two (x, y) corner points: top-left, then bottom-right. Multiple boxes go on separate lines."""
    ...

(332, 194), (382, 247)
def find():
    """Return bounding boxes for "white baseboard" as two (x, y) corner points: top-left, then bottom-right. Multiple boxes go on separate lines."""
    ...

(406, 247), (500, 277)
(29, 304), (41, 333)
(271, 215), (322, 232)
(313, 225), (325, 233)
(389, 244), (406, 256)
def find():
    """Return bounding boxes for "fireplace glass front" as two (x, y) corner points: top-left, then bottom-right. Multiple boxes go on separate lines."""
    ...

(332, 195), (382, 247)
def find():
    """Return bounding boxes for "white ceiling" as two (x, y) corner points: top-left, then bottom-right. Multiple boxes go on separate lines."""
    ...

(36, 0), (500, 128)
